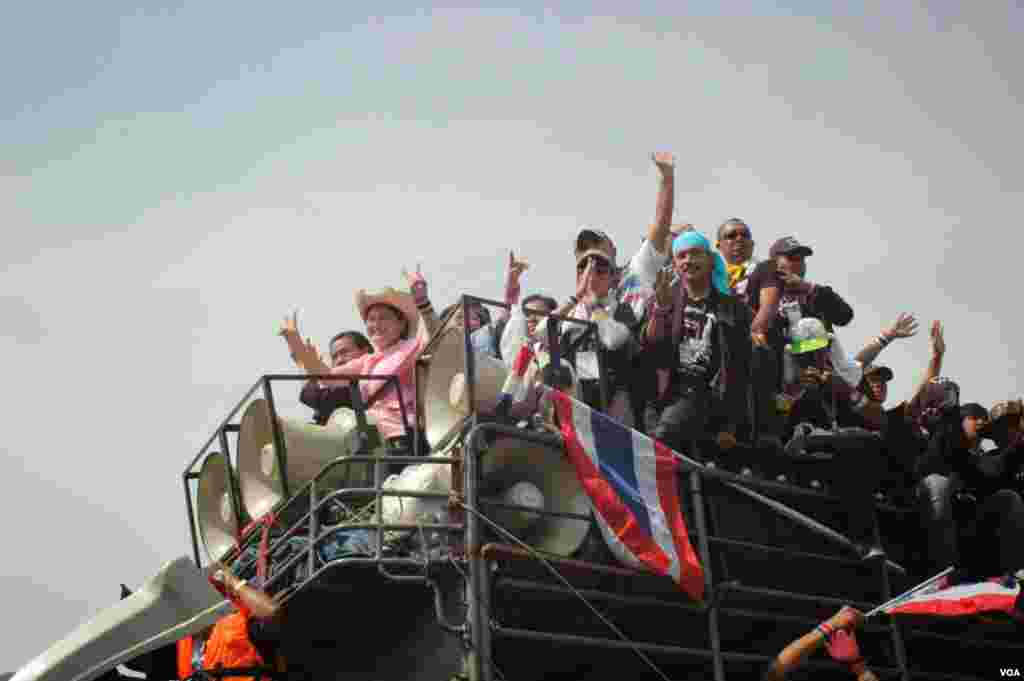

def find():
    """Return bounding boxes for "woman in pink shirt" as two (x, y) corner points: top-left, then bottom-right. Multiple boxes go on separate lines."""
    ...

(285, 268), (438, 464)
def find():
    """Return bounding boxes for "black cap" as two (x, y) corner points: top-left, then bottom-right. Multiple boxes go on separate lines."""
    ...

(864, 365), (894, 382)
(960, 403), (988, 420)
(769, 236), (814, 258)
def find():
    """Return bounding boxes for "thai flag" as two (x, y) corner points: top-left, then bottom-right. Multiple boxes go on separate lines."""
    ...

(884, 572), (1023, 620)
(551, 391), (705, 601)
(501, 342), (536, 402)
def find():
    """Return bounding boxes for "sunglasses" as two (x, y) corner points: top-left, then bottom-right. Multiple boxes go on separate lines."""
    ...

(721, 229), (752, 241)
(577, 256), (612, 275)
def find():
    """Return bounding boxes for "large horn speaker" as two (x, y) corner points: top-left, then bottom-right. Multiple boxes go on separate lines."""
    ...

(422, 326), (510, 449)
(480, 436), (591, 557)
(196, 451), (244, 562)
(11, 556), (232, 681)
(237, 399), (381, 520)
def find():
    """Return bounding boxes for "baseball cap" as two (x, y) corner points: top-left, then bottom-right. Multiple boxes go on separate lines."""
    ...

(960, 403), (988, 420)
(864, 365), (894, 382)
(769, 236), (814, 258)
(575, 227), (617, 265)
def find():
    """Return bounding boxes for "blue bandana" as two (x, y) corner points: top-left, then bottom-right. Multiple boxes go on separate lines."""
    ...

(671, 231), (730, 295)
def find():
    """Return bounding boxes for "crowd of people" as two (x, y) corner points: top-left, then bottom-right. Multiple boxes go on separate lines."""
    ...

(76, 152), (1021, 681)
(276, 152), (1022, 585)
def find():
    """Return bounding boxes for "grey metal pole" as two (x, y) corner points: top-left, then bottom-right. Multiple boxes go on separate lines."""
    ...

(866, 567), (954, 618)
(870, 514), (911, 681)
(464, 425), (493, 681)
(690, 469), (726, 681)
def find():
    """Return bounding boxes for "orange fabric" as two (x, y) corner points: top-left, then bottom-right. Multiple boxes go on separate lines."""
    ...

(176, 612), (264, 681)
(176, 637), (194, 681)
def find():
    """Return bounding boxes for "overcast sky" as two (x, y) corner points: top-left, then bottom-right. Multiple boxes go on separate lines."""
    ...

(3, 0), (1023, 672)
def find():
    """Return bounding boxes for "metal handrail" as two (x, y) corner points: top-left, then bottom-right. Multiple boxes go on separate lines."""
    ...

(182, 290), (986, 681)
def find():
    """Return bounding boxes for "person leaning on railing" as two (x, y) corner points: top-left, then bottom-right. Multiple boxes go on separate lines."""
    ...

(284, 266), (439, 470)
(923, 394), (1024, 578)
(764, 606), (878, 680)
(177, 565), (284, 681)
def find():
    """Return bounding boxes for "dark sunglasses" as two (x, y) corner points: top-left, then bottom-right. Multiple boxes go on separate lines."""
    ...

(721, 229), (752, 241)
(577, 256), (612, 275)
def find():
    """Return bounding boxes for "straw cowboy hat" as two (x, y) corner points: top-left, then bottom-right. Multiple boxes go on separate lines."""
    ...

(354, 287), (420, 340)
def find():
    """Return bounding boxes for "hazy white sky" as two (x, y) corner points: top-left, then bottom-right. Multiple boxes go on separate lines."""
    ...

(3, 1), (1023, 671)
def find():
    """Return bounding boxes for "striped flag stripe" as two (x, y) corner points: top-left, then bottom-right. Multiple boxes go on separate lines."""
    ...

(553, 390), (703, 600)
(565, 399), (671, 572)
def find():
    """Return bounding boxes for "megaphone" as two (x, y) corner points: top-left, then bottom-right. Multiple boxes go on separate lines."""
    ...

(196, 451), (244, 562)
(422, 325), (510, 450)
(479, 436), (591, 557)
(11, 557), (232, 681)
(236, 399), (382, 520)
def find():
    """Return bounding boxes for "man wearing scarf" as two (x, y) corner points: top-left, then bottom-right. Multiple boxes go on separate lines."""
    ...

(643, 230), (753, 456)
(715, 217), (759, 298)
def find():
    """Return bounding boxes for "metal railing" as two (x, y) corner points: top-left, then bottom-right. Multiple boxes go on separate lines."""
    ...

(181, 292), (1000, 681)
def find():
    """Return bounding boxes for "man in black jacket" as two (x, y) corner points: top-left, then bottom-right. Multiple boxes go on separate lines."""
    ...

(766, 236), (854, 334)
(923, 400), (1024, 576)
(643, 230), (752, 457)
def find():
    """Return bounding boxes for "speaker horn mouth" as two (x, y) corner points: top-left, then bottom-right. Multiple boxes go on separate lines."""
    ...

(260, 443), (277, 478)
(449, 372), (469, 413)
(219, 492), (233, 526)
(197, 451), (242, 562)
(492, 480), (546, 535)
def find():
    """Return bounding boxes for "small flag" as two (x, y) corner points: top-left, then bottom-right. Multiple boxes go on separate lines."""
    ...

(884, 572), (1023, 620)
(501, 343), (537, 402)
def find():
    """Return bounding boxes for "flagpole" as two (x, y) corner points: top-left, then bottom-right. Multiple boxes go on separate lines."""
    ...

(864, 566), (955, 619)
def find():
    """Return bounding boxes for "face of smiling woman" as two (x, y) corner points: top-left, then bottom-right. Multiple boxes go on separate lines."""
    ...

(364, 304), (407, 351)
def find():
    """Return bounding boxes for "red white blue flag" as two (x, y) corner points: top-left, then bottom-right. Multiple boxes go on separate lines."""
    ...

(551, 391), (704, 601)
(883, 572), (1023, 619)
(501, 342), (536, 402)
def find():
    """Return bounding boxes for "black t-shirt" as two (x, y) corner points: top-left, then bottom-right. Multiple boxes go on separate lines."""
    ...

(746, 259), (787, 353)
(744, 259), (784, 313)
(675, 296), (721, 385)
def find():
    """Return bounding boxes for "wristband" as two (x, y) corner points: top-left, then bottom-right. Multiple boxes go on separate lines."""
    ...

(816, 622), (834, 642)
(568, 296), (579, 307)
(876, 335), (891, 348)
